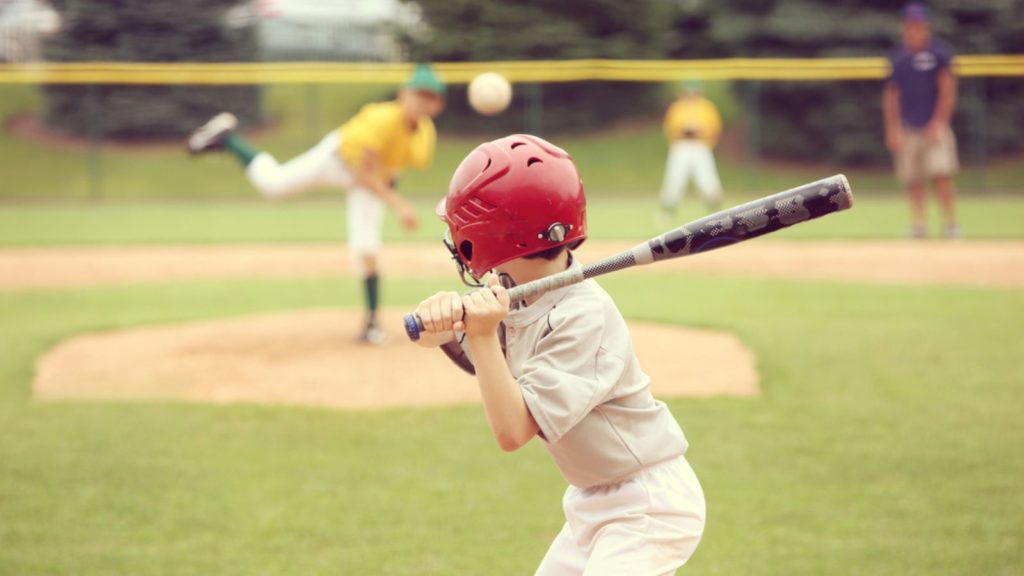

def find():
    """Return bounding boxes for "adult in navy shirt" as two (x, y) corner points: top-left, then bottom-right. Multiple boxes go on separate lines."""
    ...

(883, 2), (959, 238)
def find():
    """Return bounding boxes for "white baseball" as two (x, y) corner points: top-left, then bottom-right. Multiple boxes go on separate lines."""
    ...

(468, 72), (512, 116)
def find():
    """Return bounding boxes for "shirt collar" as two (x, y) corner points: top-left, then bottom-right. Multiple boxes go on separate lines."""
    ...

(504, 255), (582, 328)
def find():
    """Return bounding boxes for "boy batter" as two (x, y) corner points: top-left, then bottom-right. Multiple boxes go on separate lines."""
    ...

(415, 135), (705, 574)
(187, 64), (446, 343)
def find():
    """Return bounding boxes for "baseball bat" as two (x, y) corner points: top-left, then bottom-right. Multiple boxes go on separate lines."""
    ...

(405, 174), (853, 341)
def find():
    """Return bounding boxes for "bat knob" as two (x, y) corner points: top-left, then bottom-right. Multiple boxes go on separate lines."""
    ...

(404, 313), (423, 342)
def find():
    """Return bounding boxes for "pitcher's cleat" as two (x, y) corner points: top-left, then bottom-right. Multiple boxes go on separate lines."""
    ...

(359, 322), (388, 346)
(187, 112), (238, 154)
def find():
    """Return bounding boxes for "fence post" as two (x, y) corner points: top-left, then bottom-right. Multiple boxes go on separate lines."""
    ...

(86, 84), (103, 201)
(305, 83), (319, 146)
(973, 76), (987, 193)
(743, 80), (761, 194)
(525, 83), (543, 135)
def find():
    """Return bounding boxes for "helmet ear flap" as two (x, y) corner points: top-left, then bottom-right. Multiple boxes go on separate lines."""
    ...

(442, 231), (483, 287)
(459, 240), (474, 262)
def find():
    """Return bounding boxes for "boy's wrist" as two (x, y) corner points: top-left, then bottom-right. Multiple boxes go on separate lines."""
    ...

(466, 330), (500, 344)
(465, 330), (504, 358)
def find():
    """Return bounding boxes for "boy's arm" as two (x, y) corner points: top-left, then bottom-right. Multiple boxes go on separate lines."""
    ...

(466, 330), (539, 452)
(883, 81), (902, 153)
(462, 278), (539, 452)
(927, 68), (956, 140)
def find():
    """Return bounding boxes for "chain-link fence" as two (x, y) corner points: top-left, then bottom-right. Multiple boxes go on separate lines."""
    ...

(0, 1), (1021, 199)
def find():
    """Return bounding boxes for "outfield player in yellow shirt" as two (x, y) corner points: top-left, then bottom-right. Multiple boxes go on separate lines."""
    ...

(187, 64), (445, 344)
(658, 80), (724, 221)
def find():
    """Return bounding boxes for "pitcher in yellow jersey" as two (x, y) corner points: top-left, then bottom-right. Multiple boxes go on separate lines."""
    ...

(187, 64), (446, 344)
(658, 80), (723, 220)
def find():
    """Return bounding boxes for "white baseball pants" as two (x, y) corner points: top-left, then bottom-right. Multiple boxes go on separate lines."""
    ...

(534, 455), (706, 576)
(245, 131), (386, 262)
(659, 141), (722, 210)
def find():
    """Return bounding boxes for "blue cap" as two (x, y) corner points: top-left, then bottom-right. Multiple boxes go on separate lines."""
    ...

(901, 2), (930, 22)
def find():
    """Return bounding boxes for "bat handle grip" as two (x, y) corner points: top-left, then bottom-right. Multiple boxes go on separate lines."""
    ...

(404, 313), (424, 341)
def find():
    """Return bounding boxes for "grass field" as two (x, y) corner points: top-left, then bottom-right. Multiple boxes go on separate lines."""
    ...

(1, 80), (1022, 575)
(0, 195), (1023, 247)
(1, 271), (1022, 574)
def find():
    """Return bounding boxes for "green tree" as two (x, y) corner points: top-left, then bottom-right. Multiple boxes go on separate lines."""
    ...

(42, 0), (261, 139)
(402, 0), (674, 134)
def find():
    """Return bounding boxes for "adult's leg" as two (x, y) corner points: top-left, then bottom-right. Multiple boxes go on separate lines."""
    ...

(907, 180), (928, 238)
(926, 127), (960, 237)
(898, 130), (928, 238)
(933, 176), (957, 237)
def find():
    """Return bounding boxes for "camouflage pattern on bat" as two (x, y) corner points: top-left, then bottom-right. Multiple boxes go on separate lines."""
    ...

(649, 174), (853, 259)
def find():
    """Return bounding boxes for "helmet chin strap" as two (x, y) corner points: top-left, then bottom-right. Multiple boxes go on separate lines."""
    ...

(441, 231), (576, 309)
(496, 272), (527, 310)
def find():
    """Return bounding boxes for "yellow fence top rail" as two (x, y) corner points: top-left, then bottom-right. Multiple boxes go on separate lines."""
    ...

(0, 56), (1021, 84)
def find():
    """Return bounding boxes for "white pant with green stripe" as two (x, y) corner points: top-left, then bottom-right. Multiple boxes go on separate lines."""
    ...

(659, 140), (722, 211)
(246, 131), (385, 263)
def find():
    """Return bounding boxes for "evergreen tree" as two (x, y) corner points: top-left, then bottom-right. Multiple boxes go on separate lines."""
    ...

(42, 0), (261, 139)
(669, 0), (1024, 164)
(402, 0), (674, 134)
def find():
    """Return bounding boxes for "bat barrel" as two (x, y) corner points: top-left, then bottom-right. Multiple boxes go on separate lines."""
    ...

(649, 174), (853, 260)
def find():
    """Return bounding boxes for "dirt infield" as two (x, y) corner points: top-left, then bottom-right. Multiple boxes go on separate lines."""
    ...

(18, 239), (1022, 410)
(2, 240), (1022, 290)
(33, 309), (759, 409)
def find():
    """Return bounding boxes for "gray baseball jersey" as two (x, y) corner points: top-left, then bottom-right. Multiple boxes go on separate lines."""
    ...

(458, 258), (690, 488)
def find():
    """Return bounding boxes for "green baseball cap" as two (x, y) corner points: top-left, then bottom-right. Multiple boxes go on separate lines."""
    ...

(406, 63), (446, 97)
(681, 78), (703, 92)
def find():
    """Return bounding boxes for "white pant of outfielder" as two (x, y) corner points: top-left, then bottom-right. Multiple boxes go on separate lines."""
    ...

(534, 456), (706, 576)
(659, 141), (722, 210)
(245, 131), (385, 267)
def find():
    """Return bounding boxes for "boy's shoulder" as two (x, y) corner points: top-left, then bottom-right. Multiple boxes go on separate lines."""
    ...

(546, 280), (621, 332)
(344, 101), (402, 130)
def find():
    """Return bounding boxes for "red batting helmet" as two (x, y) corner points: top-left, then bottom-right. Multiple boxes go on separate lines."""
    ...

(437, 134), (587, 283)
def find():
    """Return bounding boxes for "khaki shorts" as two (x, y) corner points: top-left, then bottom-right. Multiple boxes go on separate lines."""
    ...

(896, 126), (959, 184)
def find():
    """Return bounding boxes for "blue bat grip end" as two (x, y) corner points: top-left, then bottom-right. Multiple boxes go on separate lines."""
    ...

(404, 314), (422, 341)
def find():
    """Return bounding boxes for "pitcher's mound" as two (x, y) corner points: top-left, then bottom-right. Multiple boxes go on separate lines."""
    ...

(33, 309), (758, 410)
